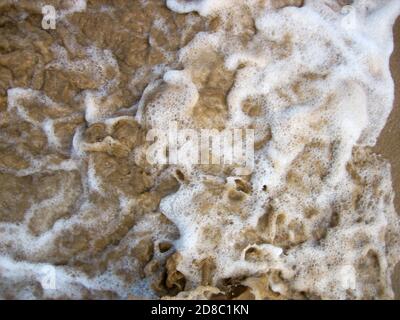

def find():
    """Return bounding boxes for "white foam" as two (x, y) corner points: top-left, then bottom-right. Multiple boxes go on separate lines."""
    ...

(166, 0), (233, 16)
(152, 0), (400, 298)
(2, 0), (400, 300)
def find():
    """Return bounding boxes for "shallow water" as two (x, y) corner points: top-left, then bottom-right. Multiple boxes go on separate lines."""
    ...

(0, 0), (399, 299)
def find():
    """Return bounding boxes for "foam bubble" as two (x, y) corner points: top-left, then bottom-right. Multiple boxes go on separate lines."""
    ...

(1, 0), (400, 300)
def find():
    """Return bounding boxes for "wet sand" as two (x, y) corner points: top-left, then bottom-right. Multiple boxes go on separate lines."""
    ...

(375, 16), (400, 299)
(375, 17), (400, 214)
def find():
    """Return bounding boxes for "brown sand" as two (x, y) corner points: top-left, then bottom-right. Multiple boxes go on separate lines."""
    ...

(375, 17), (400, 213)
(375, 17), (400, 298)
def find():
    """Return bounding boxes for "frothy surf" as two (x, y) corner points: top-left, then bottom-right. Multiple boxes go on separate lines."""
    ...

(0, 0), (399, 299)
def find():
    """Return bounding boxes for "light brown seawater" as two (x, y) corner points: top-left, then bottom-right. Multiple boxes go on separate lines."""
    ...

(0, 0), (399, 300)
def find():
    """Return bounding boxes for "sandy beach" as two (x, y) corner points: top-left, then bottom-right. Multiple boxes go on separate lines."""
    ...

(375, 15), (400, 298)
(375, 16), (400, 213)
